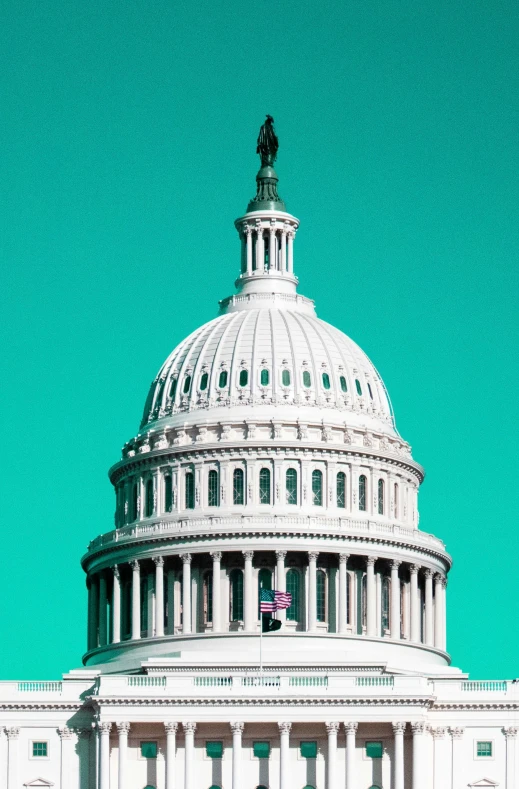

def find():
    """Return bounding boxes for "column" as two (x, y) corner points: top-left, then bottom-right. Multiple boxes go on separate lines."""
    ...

(424, 569), (434, 646)
(409, 564), (420, 642)
(182, 722), (196, 789)
(99, 572), (108, 647)
(366, 556), (378, 637)
(281, 229), (287, 272)
(165, 722), (178, 789)
(276, 551), (287, 625)
(431, 727), (447, 789)
(441, 576), (447, 651)
(269, 221), (276, 270)
(6, 727), (19, 789)
(88, 575), (99, 650)
(167, 567), (175, 635)
(434, 573), (443, 648)
(287, 230), (294, 274)
(449, 727), (464, 789)
(154, 556), (165, 637)
(243, 551), (254, 632)
(112, 566), (121, 644)
(230, 722), (244, 789)
(390, 560), (401, 640)
(256, 224), (264, 271)
(245, 226), (253, 275)
(131, 560), (141, 639)
(211, 552), (222, 633)
(181, 554), (192, 635)
(326, 722), (339, 789)
(392, 722), (406, 789)
(99, 722), (112, 789)
(504, 727), (517, 789)
(338, 554), (349, 634)
(279, 722), (292, 789)
(59, 727), (73, 788)
(344, 722), (358, 789)
(116, 722), (130, 789)
(411, 722), (426, 789)
(308, 552), (318, 632)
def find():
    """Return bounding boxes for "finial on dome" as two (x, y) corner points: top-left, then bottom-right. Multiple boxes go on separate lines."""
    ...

(247, 115), (286, 212)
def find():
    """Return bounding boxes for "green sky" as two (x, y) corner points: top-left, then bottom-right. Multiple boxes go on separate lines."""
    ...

(1, 0), (518, 679)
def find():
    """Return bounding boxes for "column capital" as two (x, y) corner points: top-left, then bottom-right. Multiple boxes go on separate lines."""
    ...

(182, 721), (197, 734)
(308, 551), (319, 562)
(113, 564), (120, 579)
(390, 560), (402, 570)
(366, 555), (378, 567)
(131, 559), (140, 571)
(411, 721), (427, 735)
(275, 550), (287, 561)
(164, 722), (179, 734)
(180, 553), (192, 565)
(504, 726), (518, 739)
(98, 722), (113, 735)
(242, 550), (254, 561)
(6, 726), (19, 739)
(343, 722), (358, 734)
(153, 555), (164, 567)
(278, 721), (292, 734)
(424, 568), (433, 579)
(449, 726), (464, 739)
(430, 726), (447, 739)
(116, 722), (130, 735)
(210, 551), (223, 562)
(325, 721), (340, 734)
(409, 563), (420, 575)
(392, 722), (407, 734)
(230, 721), (244, 734)
(58, 726), (73, 740)
(339, 553), (349, 564)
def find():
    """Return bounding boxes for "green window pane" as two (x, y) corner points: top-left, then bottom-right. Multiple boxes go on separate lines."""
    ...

(230, 569), (243, 621)
(208, 469), (219, 506)
(312, 469), (322, 506)
(169, 378), (177, 399)
(340, 375), (347, 393)
(302, 370), (311, 388)
(336, 472), (346, 508)
(477, 741), (492, 757)
(259, 468), (271, 504)
(355, 378), (362, 396)
(206, 741), (223, 759)
(209, 786), (222, 789)
(239, 369), (248, 387)
(233, 468), (244, 504)
(282, 369), (291, 386)
(365, 741), (383, 759)
(322, 372), (331, 390)
(200, 372), (208, 391)
(140, 574), (148, 632)
(218, 370), (228, 388)
(164, 475), (173, 512)
(260, 368), (269, 385)
(359, 474), (367, 511)
(300, 741), (318, 758)
(377, 478), (384, 514)
(141, 741), (158, 759)
(32, 742), (48, 757)
(185, 472), (195, 509)
(286, 569), (300, 621)
(253, 741), (270, 759)
(286, 468), (297, 504)
(316, 570), (326, 622)
(183, 375), (191, 394)
(382, 577), (390, 631)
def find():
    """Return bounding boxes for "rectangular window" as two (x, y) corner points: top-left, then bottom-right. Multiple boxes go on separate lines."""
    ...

(206, 741), (223, 759)
(253, 741), (271, 759)
(300, 741), (318, 759)
(476, 741), (493, 757)
(140, 741), (158, 759)
(365, 741), (383, 759)
(164, 475), (173, 512)
(32, 741), (48, 757)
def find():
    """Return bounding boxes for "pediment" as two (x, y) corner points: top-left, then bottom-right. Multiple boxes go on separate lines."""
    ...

(24, 780), (54, 787)
(468, 780), (499, 788)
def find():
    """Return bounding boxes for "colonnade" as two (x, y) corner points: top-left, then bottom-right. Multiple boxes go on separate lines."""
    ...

(87, 551), (447, 652)
(240, 220), (295, 277)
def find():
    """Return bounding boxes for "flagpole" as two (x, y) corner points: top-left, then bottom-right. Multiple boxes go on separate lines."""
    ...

(259, 618), (263, 677)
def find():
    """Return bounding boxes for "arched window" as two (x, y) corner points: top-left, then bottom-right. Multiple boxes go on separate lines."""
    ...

(200, 372), (208, 391)
(302, 370), (311, 388)
(260, 368), (269, 386)
(164, 475), (173, 513)
(378, 478), (384, 515)
(169, 378), (177, 399)
(145, 479), (154, 517)
(229, 569), (243, 622)
(208, 470), (219, 507)
(286, 468), (297, 504)
(239, 369), (248, 387)
(322, 372), (331, 390)
(286, 569), (300, 621)
(203, 571), (213, 624)
(233, 468), (244, 505)
(282, 369), (291, 386)
(394, 482), (399, 518)
(358, 475), (367, 511)
(218, 370), (228, 388)
(339, 375), (348, 393)
(132, 483), (139, 521)
(368, 382), (374, 399)
(382, 576), (390, 632)
(183, 375), (191, 394)
(312, 469), (323, 506)
(259, 468), (271, 504)
(355, 378), (362, 396)
(185, 472), (195, 510)
(336, 472), (346, 508)
(316, 570), (326, 622)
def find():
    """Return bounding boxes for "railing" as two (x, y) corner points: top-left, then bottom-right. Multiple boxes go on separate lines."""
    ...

(462, 681), (507, 692)
(242, 676), (281, 688)
(289, 676), (328, 687)
(127, 676), (166, 687)
(194, 676), (232, 687)
(17, 681), (62, 693)
(355, 676), (394, 687)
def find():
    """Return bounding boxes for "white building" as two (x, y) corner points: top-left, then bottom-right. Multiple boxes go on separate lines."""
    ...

(1, 123), (517, 789)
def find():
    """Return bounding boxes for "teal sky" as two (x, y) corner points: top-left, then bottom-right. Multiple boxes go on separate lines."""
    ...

(1, 0), (518, 679)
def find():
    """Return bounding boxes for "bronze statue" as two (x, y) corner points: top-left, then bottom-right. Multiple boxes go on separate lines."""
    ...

(256, 115), (279, 167)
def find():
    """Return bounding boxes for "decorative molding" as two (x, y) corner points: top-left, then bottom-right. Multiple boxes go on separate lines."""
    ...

(430, 726), (446, 739)
(230, 721), (244, 734)
(58, 726), (73, 739)
(344, 721), (359, 733)
(210, 551), (222, 562)
(116, 722), (130, 735)
(98, 722), (112, 735)
(411, 721), (427, 735)
(242, 550), (254, 561)
(339, 553), (349, 564)
(278, 721), (292, 734)
(180, 553), (192, 565)
(504, 727), (518, 739)
(325, 721), (340, 734)
(153, 556), (164, 568)
(164, 722), (179, 734)
(392, 721), (407, 734)
(6, 726), (20, 739)
(182, 721), (197, 734)
(449, 726), (464, 739)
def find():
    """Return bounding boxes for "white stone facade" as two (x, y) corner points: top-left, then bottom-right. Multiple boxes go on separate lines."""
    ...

(1, 146), (516, 789)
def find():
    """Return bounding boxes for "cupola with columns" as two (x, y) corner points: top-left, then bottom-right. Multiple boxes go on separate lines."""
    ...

(82, 116), (452, 676)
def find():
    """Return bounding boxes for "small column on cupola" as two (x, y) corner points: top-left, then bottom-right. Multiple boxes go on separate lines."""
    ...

(234, 115), (300, 296)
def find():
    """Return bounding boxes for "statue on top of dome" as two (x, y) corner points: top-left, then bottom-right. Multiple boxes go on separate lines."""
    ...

(256, 115), (279, 167)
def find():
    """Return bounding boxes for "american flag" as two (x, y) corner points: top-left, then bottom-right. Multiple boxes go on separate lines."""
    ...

(260, 589), (292, 613)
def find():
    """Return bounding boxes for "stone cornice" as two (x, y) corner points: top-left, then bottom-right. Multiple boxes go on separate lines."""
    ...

(92, 696), (434, 708)
(432, 702), (519, 711)
(0, 702), (83, 711)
